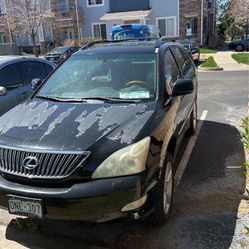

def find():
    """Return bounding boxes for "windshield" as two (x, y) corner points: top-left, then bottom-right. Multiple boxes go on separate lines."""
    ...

(182, 44), (191, 50)
(50, 47), (69, 54)
(37, 53), (156, 100)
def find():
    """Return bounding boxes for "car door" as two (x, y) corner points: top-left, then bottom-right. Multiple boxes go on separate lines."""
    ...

(0, 63), (26, 116)
(163, 49), (185, 138)
(170, 46), (196, 136)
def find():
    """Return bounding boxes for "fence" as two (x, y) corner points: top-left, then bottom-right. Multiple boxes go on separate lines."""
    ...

(0, 43), (20, 55)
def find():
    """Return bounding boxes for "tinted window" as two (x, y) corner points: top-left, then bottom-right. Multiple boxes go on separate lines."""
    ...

(0, 63), (23, 89)
(171, 47), (190, 75)
(50, 47), (68, 54)
(164, 50), (181, 92)
(21, 61), (47, 83)
(181, 49), (193, 68)
(69, 47), (77, 53)
(43, 63), (54, 75)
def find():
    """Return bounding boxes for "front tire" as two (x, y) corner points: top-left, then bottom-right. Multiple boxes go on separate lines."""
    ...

(147, 153), (174, 226)
(235, 44), (245, 52)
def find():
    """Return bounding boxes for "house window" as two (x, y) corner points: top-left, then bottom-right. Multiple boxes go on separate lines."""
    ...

(0, 33), (6, 44)
(186, 17), (198, 36)
(56, 0), (70, 13)
(87, 0), (104, 7)
(92, 23), (107, 39)
(157, 17), (176, 37)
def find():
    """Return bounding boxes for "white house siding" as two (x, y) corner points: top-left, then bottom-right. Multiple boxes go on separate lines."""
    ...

(147, 0), (179, 37)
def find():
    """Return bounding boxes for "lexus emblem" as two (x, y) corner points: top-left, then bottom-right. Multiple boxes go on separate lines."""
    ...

(22, 156), (39, 170)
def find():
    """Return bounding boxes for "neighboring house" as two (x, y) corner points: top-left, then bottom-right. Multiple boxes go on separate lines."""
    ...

(50, 0), (84, 45)
(84, 0), (179, 40)
(0, 0), (216, 50)
(180, 0), (216, 45)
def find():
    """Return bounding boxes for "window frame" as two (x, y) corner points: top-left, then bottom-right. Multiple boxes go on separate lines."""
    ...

(91, 22), (107, 39)
(186, 16), (198, 36)
(86, 0), (104, 7)
(156, 16), (177, 38)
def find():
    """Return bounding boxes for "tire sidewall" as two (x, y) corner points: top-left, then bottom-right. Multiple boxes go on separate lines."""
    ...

(153, 153), (174, 224)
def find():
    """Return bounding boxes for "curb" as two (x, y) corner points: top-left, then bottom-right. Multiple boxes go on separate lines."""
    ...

(198, 66), (224, 71)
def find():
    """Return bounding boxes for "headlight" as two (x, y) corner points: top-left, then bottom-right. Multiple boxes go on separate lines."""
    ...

(92, 137), (151, 179)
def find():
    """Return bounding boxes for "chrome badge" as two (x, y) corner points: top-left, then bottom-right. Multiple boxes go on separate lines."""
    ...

(22, 156), (39, 170)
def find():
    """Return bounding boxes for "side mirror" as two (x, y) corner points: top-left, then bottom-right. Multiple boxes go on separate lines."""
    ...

(172, 79), (194, 97)
(0, 86), (7, 96)
(191, 48), (198, 54)
(31, 78), (42, 91)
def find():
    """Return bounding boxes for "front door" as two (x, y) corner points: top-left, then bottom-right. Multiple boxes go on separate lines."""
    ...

(60, 28), (75, 43)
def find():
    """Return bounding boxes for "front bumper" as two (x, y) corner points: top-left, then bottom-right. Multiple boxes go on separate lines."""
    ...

(0, 175), (145, 222)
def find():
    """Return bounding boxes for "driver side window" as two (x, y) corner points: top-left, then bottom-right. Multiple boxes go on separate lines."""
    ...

(164, 50), (181, 94)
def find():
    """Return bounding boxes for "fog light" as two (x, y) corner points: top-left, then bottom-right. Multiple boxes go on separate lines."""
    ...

(121, 195), (147, 212)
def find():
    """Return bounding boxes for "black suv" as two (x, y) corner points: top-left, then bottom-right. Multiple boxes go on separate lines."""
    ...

(0, 39), (198, 225)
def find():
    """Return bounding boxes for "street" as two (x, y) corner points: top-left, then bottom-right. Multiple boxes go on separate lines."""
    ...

(0, 70), (249, 249)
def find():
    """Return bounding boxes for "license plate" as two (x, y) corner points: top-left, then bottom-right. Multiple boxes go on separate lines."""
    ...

(8, 195), (44, 219)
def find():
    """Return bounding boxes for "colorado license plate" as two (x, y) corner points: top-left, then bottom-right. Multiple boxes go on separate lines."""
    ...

(8, 195), (43, 219)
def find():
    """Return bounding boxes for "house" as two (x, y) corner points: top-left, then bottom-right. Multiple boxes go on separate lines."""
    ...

(82, 0), (179, 40)
(0, 0), (216, 51)
(180, 0), (216, 45)
(49, 0), (84, 44)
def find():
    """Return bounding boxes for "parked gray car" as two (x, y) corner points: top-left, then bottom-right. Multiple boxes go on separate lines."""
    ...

(0, 56), (56, 116)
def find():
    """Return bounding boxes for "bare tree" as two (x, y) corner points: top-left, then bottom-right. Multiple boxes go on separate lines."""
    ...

(6, 0), (53, 56)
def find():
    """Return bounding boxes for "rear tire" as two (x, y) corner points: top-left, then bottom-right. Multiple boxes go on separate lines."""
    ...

(147, 153), (174, 226)
(235, 44), (245, 52)
(187, 101), (197, 136)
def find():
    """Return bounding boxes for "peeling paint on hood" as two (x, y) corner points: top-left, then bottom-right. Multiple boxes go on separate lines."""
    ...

(0, 99), (156, 152)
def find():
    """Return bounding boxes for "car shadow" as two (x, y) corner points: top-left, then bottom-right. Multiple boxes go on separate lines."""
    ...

(5, 120), (246, 249)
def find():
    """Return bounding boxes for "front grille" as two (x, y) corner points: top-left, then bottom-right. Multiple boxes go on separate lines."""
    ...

(0, 147), (90, 179)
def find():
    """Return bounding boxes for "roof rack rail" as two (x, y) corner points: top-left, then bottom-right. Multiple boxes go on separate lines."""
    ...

(80, 38), (160, 50)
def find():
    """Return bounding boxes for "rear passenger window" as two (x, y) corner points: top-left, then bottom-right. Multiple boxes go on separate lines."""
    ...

(164, 50), (181, 91)
(21, 61), (47, 83)
(0, 64), (24, 90)
(171, 47), (190, 75)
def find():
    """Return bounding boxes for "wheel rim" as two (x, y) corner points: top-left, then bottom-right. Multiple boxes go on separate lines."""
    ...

(163, 162), (173, 214)
(237, 45), (243, 51)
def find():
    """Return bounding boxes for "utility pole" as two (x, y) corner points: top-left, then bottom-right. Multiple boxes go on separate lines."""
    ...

(75, 0), (81, 40)
(246, 5), (249, 50)
(246, 14), (248, 50)
(200, 0), (204, 47)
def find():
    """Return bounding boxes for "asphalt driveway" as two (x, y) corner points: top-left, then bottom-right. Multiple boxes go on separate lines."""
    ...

(0, 70), (249, 249)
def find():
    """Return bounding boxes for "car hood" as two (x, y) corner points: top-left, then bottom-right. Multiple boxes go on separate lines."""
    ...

(0, 100), (156, 153)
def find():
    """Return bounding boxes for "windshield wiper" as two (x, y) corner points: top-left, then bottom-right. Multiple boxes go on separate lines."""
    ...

(35, 96), (87, 102)
(82, 97), (141, 103)
(36, 96), (142, 103)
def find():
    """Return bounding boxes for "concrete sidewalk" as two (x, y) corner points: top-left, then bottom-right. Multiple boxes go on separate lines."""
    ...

(213, 51), (249, 71)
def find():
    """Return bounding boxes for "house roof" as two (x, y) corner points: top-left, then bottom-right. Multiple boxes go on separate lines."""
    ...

(100, 10), (151, 22)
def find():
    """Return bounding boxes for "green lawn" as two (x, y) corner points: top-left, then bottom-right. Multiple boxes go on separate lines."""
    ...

(232, 53), (249, 65)
(201, 57), (219, 68)
(200, 48), (218, 54)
